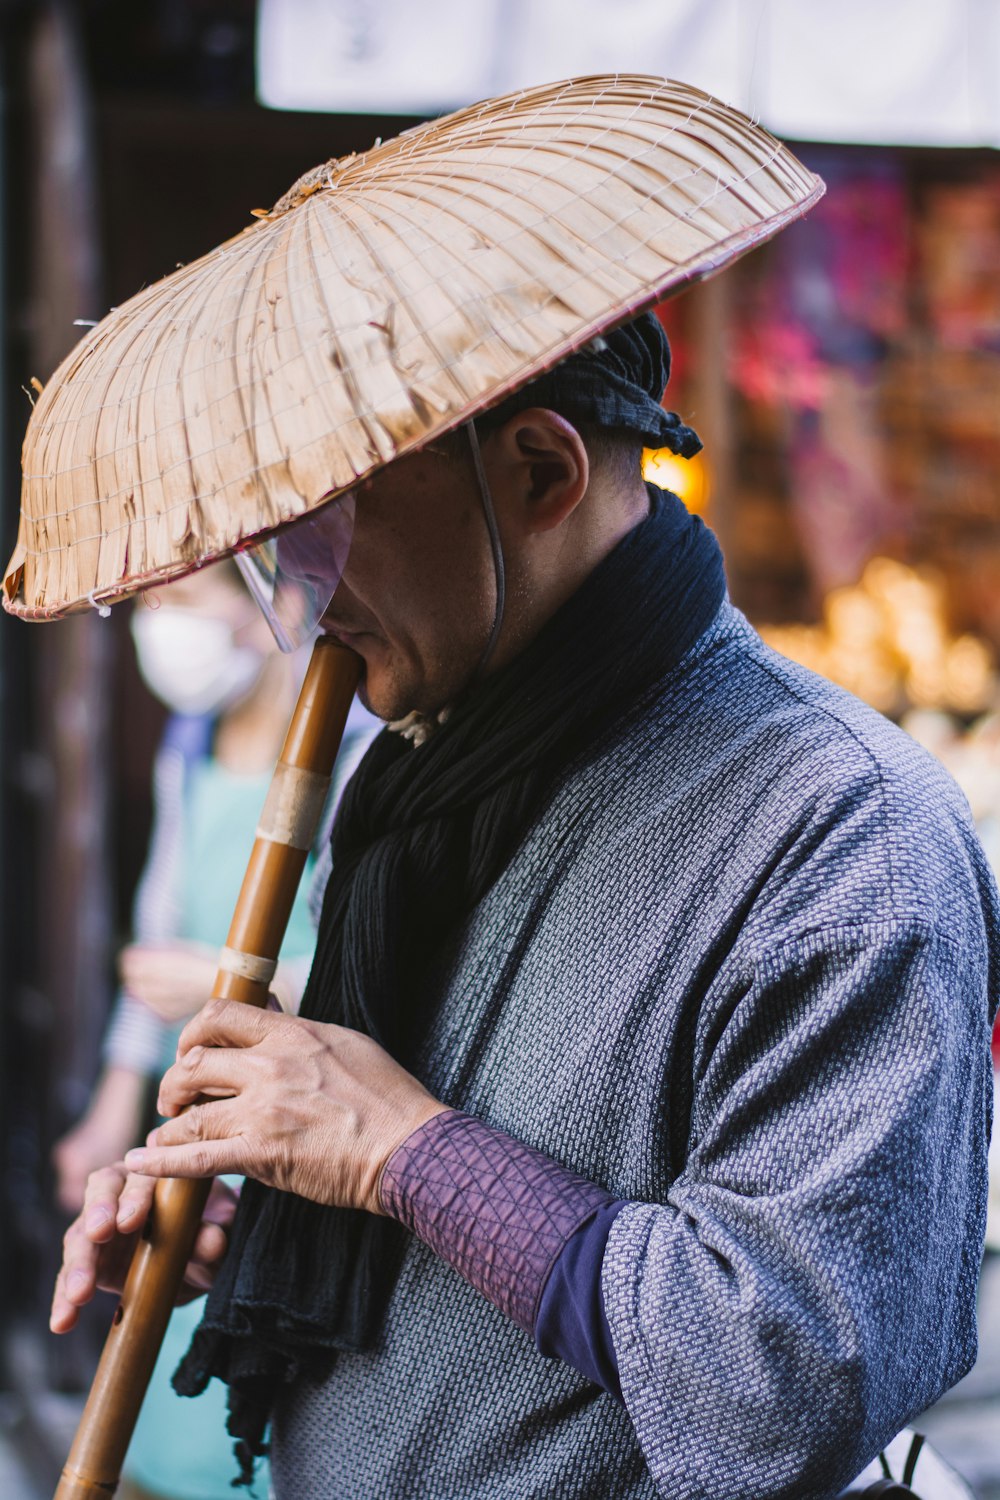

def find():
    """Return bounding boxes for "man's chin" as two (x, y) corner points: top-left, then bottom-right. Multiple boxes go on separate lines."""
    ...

(358, 663), (456, 725)
(356, 663), (419, 724)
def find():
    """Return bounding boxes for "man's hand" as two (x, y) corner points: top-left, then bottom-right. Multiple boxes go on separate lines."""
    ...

(125, 1000), (448, 1216)
(119, 942), (218, 1024)
(51, 1167), (237, 1333)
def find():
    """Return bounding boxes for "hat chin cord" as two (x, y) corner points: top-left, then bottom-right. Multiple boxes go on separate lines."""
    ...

(386, 418), (506, 747)
(465, 417), (507, 678)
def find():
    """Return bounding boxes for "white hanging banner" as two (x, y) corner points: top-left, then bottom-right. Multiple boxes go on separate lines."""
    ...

(256, 0), (503, 115)
(500, 0), (750, 110)
(757, 0), (1000, 146)
(257, 0), (1000, 146)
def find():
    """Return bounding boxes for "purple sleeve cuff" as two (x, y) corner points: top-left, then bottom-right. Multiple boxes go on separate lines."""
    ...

(380, 1109), (616, 1336)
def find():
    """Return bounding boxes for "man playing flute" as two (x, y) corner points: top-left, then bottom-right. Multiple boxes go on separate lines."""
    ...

(50, 309), (999, 1498)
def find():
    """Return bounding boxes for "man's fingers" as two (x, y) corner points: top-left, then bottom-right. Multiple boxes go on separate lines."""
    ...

(191, 1219), (229, 1269)
(51, 1229), (93, 1328)
(156, 1046), (255, 1116)
(50, 1230), (92, 1326)
(80, 1163), (129, 1239)
(52, 1162), (156, 1334)
(126, 1091), (253, 1182)
(182, 1260), (216, 1295)
(53, 1190), (230, 1330)
(176, 998), (278, 1057)
(179, 1196), (235, 1298)
(116, 1171), (157, 1232)
(79, 1165), (154, 1239)
(124, 1135), (242, 1182)
(51, 1266), (82, 1333)
(146, 1099), (243, 1152)
(51, 1165), (230, 1335)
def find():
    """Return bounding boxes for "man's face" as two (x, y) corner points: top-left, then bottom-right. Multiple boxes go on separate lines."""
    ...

(319, 446), (497, 721)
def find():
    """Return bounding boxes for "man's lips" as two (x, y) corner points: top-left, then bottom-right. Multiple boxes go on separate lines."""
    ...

(322, 621), (374, 648)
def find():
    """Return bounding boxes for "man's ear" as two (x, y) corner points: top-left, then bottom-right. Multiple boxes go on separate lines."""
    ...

(486, 408), (588, 534)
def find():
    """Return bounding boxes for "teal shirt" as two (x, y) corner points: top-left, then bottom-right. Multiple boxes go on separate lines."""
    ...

(179, 757), (317, 957)
(126, 756), (317, 1500)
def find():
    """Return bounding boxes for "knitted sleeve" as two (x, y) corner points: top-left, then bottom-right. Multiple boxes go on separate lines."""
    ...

(601, 916), (994, 1500)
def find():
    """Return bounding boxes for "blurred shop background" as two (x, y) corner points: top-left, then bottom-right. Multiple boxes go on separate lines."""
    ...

(0, 2), (999, 1495)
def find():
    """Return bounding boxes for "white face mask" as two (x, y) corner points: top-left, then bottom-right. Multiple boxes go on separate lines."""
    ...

(130, 606), (264, 717)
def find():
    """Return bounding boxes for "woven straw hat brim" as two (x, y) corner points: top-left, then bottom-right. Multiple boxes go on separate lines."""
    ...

(4, 74), (822, 620)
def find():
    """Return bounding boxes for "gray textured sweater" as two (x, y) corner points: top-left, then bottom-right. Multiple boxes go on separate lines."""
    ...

(270, 603), (999, 1500)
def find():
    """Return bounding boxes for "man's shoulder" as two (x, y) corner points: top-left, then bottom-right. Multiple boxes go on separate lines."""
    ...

(584, 605), (995, 940)
(645, 604), (964, 797)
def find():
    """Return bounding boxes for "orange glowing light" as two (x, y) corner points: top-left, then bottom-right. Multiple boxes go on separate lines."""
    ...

(641, 447), (710, 512)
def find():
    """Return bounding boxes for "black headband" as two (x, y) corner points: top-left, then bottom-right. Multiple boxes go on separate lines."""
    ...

(479, 312), (702, 457)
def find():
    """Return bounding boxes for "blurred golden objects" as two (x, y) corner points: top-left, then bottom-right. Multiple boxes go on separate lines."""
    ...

(761, 556), (998, 717)
(642, 447), (710, 513)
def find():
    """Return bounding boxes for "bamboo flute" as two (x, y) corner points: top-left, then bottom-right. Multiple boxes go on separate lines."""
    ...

(54, 634), (362, 1499)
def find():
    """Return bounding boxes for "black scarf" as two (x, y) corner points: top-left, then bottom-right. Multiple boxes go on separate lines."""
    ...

(174, 485), (726, 1482)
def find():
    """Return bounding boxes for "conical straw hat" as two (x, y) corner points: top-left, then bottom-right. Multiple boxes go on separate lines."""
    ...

(4, 74), (822, 620)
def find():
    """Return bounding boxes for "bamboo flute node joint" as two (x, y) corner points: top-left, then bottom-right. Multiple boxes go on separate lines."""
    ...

(52, 636), (361, 1500)
(54, 1471), (116, 1498)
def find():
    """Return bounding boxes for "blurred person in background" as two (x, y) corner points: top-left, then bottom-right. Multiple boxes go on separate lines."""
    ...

(53, 560), (373, 1500)
(54, 562), (313, 1208)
